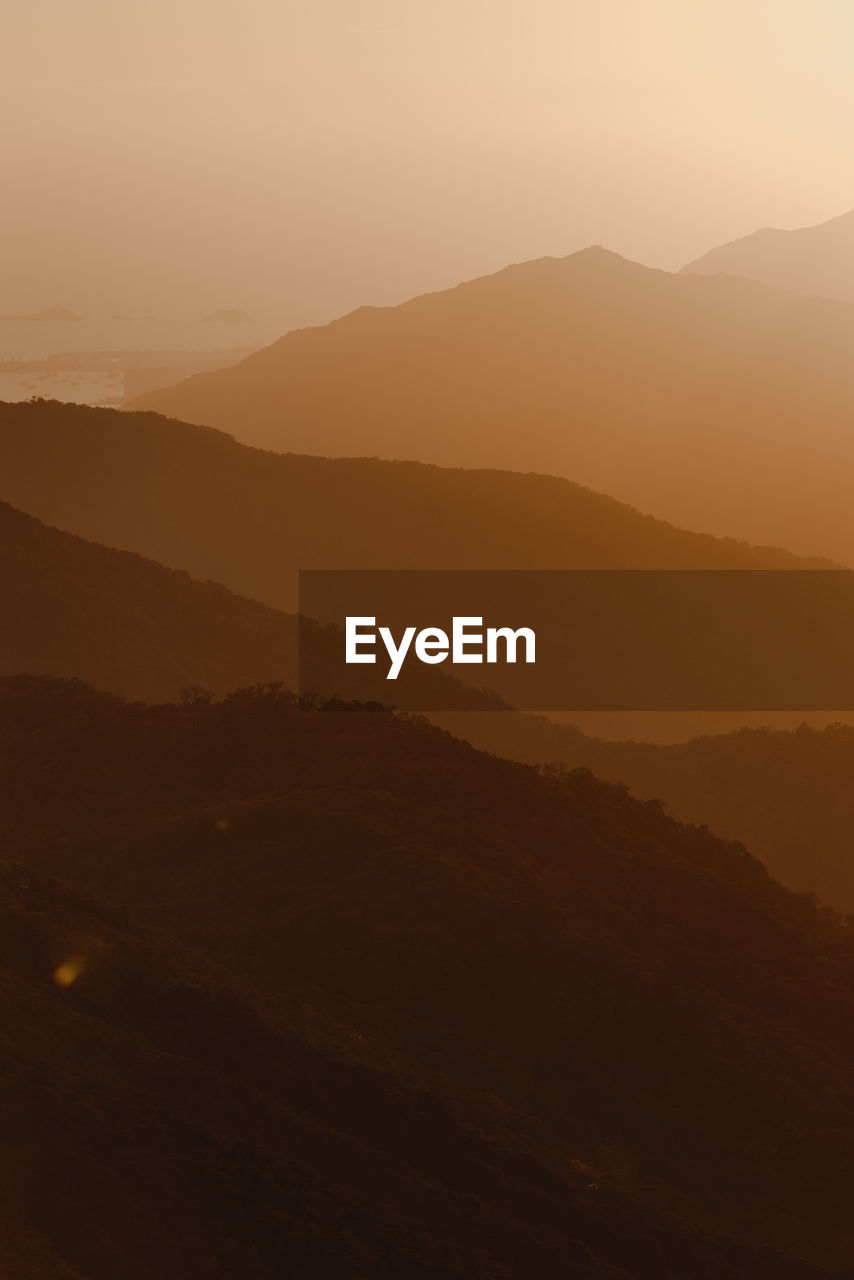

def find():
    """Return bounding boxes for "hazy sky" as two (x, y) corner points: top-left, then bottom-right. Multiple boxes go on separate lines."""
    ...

(4, 0), (854, 324)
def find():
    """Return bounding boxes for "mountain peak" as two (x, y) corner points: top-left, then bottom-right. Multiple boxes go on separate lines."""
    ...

(460, 244), (652, 295)
(568, 243), (626, 261)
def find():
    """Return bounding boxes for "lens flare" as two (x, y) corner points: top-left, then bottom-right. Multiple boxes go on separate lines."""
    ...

(53, 956), (85, 988)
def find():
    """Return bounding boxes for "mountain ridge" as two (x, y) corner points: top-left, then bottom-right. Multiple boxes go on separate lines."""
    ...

(682, 207), (854, 307)
(0, 497), (299, 701)
(435, 709), (854, 913)
(0, 401), (833, 627)
(121, 248), (854, 563)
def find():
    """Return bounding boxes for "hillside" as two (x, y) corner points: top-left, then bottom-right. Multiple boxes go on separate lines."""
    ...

(5, 849), (748, 1280)
(4, 675), (854, 1272)
(0, 498), (503, 711)
(121, 248), (854, 563)
(0, 499), (300, 701)
(9, 480), (854, 918)
(0, 400), (828, 621)
(682, 208), (854, 306)
(435, 711), (854, 914)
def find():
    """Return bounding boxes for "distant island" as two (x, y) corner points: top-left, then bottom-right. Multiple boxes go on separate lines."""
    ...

(27, 306), (83, 322)
(201, 308), (255, 323)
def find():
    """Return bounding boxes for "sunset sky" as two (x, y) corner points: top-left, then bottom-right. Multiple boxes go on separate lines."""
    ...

(4, 0), (854, 323)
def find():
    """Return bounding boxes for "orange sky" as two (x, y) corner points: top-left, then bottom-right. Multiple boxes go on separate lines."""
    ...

(4, 0), (854, 324)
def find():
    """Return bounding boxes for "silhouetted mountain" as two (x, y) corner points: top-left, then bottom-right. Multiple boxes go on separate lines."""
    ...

(4, 675), (854, 1274)
(122, 247), (854, 563)
(12, 427), (854, 914)
(0, 497), (500, 711)
(0, 401), (828, 621)
(27, 306), (83, 322)
(682, 208), (854, 305)
(0, 499), (300, 701)
(437, 710), (854, 914)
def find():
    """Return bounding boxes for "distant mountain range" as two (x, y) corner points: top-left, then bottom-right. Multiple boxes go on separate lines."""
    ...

(682, 207), (854, 305)
(7, 377), (854, 1270)
(13, 213), (854, 1277)
(8, 306), (254, 324)
(10, 396), (854, 912)
(7, 469), (854, 912)
(25, 306), (83, 322)
(0, 401), (828, 622)
(123, 246), (854, 563)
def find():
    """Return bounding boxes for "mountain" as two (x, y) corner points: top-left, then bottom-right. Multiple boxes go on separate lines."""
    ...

(122, 247), (854, 563)
(5, 845), (723, 1279)
(0, 499), (300, 701)
(682, 208), (854, 305)
(0, 496), (499, 711)
(11, 472), (854, 915)
(28, 305), (83, 322)
(0, 401), (828, 622)
(12, 455), (854, 915)
(434, 710), (854, 914)
(4, 675), (854, 1274)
